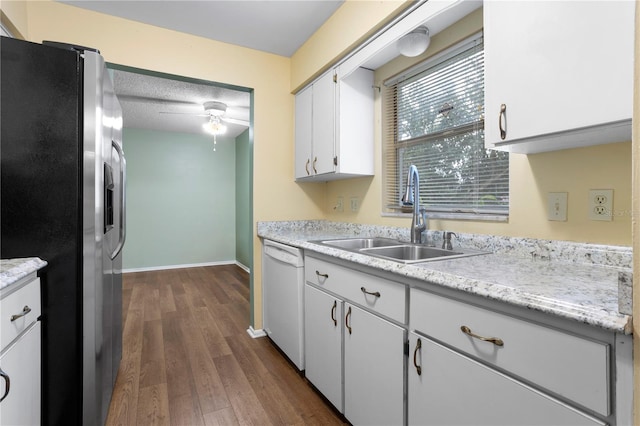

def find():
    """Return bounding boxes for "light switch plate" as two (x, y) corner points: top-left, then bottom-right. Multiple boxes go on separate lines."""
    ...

(547, 192), (568, 221)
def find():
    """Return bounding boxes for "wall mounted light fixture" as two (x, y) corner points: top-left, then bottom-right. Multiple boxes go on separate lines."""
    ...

(397, 26), (430, 57)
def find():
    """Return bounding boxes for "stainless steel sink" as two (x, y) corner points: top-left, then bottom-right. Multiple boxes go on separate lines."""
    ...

(361, 245), (462, 262)
(313, 237), (490, 264)
(318, 237), (404, 250)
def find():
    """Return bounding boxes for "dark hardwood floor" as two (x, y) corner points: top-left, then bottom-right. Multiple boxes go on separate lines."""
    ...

(106, 265), (346, 426)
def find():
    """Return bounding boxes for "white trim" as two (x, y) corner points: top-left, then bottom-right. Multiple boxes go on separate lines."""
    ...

(235, 262), (250, 274)
(123, 260), (236, 273)
(246, 326), (267, 339)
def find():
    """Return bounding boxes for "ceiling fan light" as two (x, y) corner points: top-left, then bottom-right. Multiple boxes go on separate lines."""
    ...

(397, 26), (430, 57)
(203, 101), (227, 117)
(202, 119), (227, 135)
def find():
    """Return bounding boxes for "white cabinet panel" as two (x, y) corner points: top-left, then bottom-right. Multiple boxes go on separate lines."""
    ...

(294, 86), (313, 179)
(304, 284), (343, 412)
(484, 0), (634, 153)
(408, 334), (604, 426)
(0, 322), (41, 426)
(344, 303), (404, 426)
(410, 288), (610, 416)
(294, 68), (374, 181)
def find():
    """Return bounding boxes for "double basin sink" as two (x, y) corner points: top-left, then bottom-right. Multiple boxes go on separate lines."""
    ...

(313, 237), (489, 264)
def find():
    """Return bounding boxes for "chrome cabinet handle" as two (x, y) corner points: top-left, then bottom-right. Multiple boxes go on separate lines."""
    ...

(312, 157), (318, 174)
(460, 325), (504, 347)
(413, 338), (422, 376)
(0, 366), (10, 403)
(315, 270), (329, 279)
(10, 305), (32, 322)
(305, 159), (310, 175)
(360, 287), (381, 298)
(331, 300), (337, 326)
(345, 306), (352, 335)
(498, 103), (507, 140)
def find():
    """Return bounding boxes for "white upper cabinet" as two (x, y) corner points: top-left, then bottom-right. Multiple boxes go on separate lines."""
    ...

(294, 67), (374, 181)
(484, 1), (635, 154)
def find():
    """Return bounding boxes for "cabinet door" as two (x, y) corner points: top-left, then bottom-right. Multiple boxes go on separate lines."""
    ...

(0, 322), (41, 426)
(344, 303), (404, 426)
(294, 85), (313, 179)
(484, 1), (634, 150)
(304, 285), (343, 412)
(311, 71), (336, 176)
(408, 334), (604, 426)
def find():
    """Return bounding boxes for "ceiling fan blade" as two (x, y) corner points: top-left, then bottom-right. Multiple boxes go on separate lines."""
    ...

(221, 116), (250, 126)
(159, 111), (209, 117)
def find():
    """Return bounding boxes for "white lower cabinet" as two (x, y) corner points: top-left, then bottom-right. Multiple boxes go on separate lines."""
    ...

(408, 333), (604, 426)
(0, 274), (42, 426)
(0, 322), (41, 426)
(344, 303), (404, 426)
(304, 284), (344, 412)
(304, 255), (406, 425)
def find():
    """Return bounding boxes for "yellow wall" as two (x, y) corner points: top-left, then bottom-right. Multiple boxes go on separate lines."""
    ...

(633, 0), (639, 416)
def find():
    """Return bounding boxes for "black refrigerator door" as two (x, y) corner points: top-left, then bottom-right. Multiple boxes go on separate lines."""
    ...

(1, 36), (84, 426)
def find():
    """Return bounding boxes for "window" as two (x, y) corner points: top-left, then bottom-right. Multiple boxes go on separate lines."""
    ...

(382, 34), (509, 219)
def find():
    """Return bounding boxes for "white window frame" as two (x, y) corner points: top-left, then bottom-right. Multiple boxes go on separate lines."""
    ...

(381, 32), (509, 222)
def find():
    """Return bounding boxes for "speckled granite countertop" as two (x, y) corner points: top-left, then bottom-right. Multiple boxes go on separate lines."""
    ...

(258, 220), (633, 335)
(0, 258), (47, 291)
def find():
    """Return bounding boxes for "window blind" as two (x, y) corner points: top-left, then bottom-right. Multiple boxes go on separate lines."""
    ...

(382, 34), (509, 216)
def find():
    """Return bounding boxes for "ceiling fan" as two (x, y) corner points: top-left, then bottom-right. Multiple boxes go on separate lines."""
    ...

(160, 101), (249, 126)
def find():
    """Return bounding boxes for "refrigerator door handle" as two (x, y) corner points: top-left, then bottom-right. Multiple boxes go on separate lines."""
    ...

(109, 140), (127, 260)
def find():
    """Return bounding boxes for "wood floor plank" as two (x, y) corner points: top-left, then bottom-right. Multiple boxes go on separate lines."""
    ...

(107, 265), (346, 426)
(203, 407), (240, 426)
(136, 383), (170, 426)
(139, 319), (167, 388)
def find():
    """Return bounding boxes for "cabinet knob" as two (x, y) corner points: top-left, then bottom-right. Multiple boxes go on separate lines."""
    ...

(305, 159), (310, 176)
(312, 157), (318, 174)
(499, 103), (507, 140)
(345, 306), (352, 335)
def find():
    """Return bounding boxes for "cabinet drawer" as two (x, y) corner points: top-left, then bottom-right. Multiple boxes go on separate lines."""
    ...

(1, 277), (41, 350)
(410, 289), (610, 416)
(306, 256), (406, 323)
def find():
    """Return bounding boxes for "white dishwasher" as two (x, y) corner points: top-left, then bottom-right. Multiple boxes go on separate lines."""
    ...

(262, 239), (305, 371)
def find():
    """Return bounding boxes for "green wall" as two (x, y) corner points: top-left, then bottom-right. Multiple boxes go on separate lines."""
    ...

(235, 129), (251, 269)
(122, 128), (236, 270)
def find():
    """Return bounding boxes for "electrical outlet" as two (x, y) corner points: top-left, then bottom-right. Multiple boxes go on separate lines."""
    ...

(334, 196), (344, 212)
(588, 189), (613, 221)
(350, 197), (359, 212)
(547, 192), (567, 221)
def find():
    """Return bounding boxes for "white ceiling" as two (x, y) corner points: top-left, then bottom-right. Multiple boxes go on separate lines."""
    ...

(60, 0), (343, 139)
(60, 0), (343, 57)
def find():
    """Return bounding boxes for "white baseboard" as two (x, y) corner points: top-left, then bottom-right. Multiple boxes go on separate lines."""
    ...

(246, 326), (267, 338)
(235, 262), (250, 274)
(123, 260), (236, 273)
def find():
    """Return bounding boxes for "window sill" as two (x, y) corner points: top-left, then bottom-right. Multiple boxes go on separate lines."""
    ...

(381, 211), (508, 223)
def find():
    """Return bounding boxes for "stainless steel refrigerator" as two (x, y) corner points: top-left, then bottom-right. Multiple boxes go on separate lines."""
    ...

(1, 37), (126, 426)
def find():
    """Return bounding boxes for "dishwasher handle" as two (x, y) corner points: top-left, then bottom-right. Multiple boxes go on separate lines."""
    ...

(263, 240), (304, 267)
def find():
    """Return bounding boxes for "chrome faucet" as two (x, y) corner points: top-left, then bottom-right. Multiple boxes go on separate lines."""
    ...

(402, 165), (428, 244)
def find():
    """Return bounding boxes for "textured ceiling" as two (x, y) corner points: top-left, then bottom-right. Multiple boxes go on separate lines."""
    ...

(112, 69), (251, 139)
